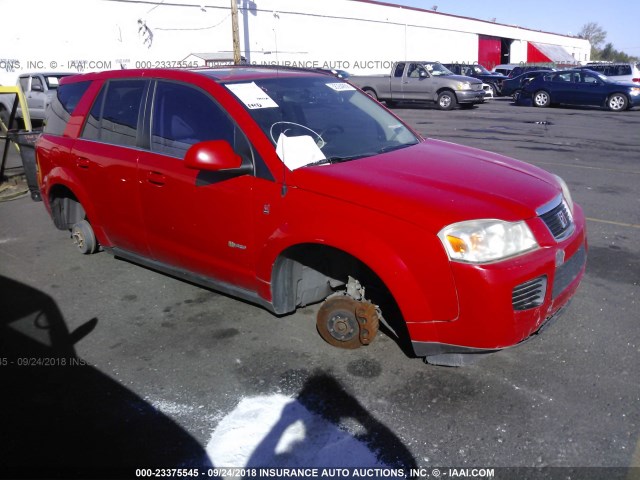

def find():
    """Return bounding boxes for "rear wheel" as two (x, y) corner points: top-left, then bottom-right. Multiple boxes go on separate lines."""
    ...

(533, 90), (551, 108)
(607, 93), (628, 111)
(363, 88), (378, 101)
(437, 91), (457, 110)
(71, 220), (98, 254)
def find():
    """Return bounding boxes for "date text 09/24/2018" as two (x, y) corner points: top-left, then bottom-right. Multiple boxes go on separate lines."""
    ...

(0, 357), (91, 367)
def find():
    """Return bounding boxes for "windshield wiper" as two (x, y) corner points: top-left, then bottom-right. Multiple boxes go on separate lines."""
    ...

(306, 153), (374, 167)
(305, 144), (417, 167)
(378, 142), (418, 154)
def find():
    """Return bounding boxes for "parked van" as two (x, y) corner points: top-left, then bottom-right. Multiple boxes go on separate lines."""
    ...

(578, 62), (640, 83)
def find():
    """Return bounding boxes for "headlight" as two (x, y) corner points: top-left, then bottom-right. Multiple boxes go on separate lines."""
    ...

(438, 219), (538, 264)
(553, 174), (574, 213)
(457, 82), (472, 90)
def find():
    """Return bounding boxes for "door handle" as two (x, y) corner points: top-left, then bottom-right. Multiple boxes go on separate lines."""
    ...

(146, 171), (166, 186)
(76, 157), (90, 169)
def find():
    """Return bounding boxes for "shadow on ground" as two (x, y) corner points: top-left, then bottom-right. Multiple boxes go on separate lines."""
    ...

(0, 275), (212, 478)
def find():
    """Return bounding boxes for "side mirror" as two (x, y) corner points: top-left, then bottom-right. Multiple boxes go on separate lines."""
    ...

(184, 140), (243, 171)
(31, 84), (44, 92)
(419, 70), (428, 78)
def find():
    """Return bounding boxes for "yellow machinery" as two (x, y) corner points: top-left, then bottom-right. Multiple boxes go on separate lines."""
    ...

(1, 85), (37, 198)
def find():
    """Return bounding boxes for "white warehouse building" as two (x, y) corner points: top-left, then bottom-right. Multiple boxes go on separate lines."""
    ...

(1, 0), (590, 81)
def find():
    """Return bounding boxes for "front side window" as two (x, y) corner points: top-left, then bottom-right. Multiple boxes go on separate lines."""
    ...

(150, 81), (235, 158)
(553, 72), (573, 83)
(81, 80), (147, 147)
(44, 81), (92, 136)
(224, 76), (418, 170)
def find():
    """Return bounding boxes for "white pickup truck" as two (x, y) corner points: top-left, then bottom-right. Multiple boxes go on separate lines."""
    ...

(350, 61), (486, 110)
(0, 72), (75, 126)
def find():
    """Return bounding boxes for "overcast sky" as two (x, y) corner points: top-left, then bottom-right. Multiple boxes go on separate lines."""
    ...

(390, 0), (640, 58)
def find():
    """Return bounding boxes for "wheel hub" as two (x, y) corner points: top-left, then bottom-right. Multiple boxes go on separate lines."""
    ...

(327, 313), (357, 341)
(72, 230), (85, 250)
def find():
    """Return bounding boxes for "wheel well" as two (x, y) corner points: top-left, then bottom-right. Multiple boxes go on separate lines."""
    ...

(49, 185), (87, 230)
(271, 244), (389, 315)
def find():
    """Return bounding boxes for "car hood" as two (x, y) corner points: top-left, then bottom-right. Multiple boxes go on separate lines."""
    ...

(289, 139), (560, 233)
(438, 74), (483, 84)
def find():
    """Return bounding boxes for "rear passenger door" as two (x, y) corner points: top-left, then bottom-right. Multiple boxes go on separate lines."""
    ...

(73, 79), (151, 256)
(137, 80), (258, 290)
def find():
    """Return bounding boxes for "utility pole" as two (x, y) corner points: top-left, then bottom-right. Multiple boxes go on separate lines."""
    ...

(231, 0), (241, 64)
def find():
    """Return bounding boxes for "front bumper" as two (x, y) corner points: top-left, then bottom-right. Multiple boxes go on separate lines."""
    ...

(456, 89), (486, 104)
(409, 204), (587, 357)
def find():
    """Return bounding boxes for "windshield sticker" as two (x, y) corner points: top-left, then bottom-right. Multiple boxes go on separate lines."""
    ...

(326, 82), (356, 92)
(226, 82), (279, 109)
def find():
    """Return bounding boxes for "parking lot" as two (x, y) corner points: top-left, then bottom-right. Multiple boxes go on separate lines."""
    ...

(1, 97), (639, 477)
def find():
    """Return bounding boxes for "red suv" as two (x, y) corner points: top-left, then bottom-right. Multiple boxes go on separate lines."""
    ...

(36, 67), (587, 366)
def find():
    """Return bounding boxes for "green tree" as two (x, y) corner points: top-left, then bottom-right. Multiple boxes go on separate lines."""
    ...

(578, 22), (607, 49)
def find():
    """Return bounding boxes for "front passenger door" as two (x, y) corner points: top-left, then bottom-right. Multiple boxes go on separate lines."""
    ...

(137, 81), (258, 290)
(402, 63), (431, 101)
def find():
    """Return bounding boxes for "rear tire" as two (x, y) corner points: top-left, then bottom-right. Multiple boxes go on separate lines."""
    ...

(363, 88), (378, 101)
(437, 91), (457, 110)
(533, 90), (551, 108)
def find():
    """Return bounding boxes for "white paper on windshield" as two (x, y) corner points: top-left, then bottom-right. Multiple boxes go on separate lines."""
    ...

(226, 82), (279, 109)
(326, 82), (356, 91)
(276, 133), (326, 170)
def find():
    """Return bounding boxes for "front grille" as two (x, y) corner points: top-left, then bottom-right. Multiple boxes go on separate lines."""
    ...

(540, 200), (573, 240)
(512, 276), (547, 311)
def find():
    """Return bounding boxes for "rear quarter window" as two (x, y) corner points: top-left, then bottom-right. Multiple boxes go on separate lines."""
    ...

(80, 79), (148, 147)
(43, 81), (92, 136)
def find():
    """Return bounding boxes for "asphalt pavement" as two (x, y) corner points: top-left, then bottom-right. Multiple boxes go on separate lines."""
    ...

(0, 98), (638, 479)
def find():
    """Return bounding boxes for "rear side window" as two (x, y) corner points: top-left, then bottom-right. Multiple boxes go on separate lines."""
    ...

(150, 81), (234, 158)
(81, 79), (148, 147)
(43, 81), (91, 136)
(394, 63), (405, 78)
(609, 65), (631, 76)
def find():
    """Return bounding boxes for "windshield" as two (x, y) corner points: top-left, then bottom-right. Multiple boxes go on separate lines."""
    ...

(473, 64), (492, 75)
(224, 76), (419, 169)
(423, 62), (454, 76)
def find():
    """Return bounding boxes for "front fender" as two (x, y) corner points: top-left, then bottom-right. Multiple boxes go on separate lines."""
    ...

(255, 192), (459, 323)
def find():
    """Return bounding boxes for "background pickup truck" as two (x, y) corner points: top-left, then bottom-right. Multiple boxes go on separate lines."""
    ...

(350, 61), (486, 110)
(0, 72), (75, 127)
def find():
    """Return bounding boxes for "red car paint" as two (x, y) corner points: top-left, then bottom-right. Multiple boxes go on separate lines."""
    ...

(36, 67), (587, 362)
